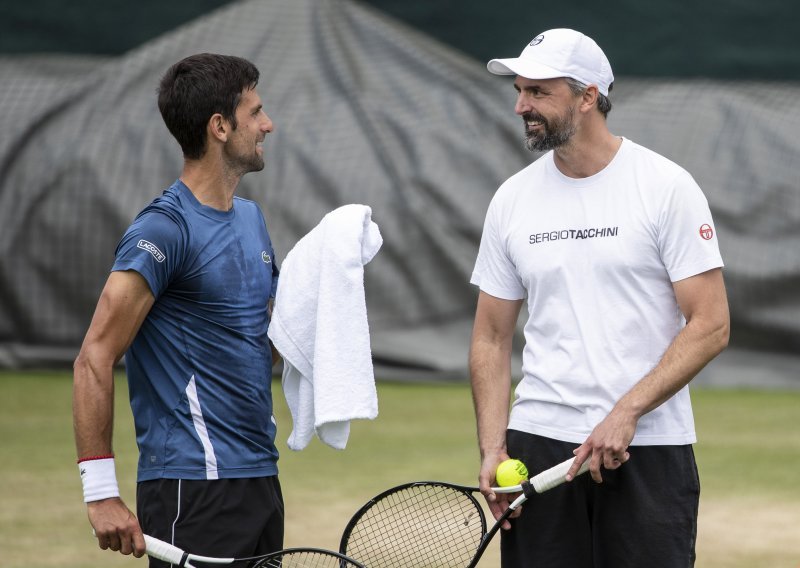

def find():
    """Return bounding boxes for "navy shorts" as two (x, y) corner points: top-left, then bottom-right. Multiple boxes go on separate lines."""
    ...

(137, 476), (284, 568)
(502, 430), (699, 568)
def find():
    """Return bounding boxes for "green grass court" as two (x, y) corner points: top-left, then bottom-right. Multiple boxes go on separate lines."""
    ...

(1, 371), (798, 567)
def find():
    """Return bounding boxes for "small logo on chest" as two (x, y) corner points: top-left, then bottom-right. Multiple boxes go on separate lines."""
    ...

(262, 251), (272, 264)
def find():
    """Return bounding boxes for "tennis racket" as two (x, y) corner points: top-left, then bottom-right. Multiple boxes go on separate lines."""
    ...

(339, 456), (589, 568)
(145, 535), (365, 568)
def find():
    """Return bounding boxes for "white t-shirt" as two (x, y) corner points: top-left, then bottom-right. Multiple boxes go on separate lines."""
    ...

(471, 138), (723, 445)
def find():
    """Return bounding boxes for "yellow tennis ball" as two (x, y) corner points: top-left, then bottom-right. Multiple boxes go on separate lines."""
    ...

(495, 459), (528, 487)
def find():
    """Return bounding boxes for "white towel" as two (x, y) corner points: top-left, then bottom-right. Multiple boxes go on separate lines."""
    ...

(268, 204), (382, 450)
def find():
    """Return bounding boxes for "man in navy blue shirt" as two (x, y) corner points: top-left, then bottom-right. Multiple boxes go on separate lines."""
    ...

(73, 53), (283, 565)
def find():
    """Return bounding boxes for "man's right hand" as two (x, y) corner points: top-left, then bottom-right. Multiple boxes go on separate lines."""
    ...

(478, 453), (522, 530)
(87, 497), (146, 557)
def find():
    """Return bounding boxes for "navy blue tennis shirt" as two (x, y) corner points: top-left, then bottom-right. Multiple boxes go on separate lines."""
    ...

(113, 180), (280, 481)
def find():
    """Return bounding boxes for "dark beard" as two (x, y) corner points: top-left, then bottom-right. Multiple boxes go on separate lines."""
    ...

(523, 107), (576, 152)
(225, 145), (265, 177)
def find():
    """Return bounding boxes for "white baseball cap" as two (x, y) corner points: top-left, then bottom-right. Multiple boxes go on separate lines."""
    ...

(487, 28), (614, 96)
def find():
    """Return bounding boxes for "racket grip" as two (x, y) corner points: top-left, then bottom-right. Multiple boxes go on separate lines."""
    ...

(531, 457), (590, 493)
(145, 535), (187, 564)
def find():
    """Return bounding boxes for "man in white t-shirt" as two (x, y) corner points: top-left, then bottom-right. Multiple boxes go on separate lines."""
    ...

(469, 28), (729, 566)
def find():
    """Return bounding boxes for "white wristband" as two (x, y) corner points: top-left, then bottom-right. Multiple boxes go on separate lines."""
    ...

(78, 457), (120, 503)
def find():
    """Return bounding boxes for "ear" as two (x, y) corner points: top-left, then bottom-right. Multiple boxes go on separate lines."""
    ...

(207, 113), (229, 143)
(579, 85), (599, 113)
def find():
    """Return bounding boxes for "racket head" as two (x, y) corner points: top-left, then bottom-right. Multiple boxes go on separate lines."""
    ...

(340, 481), (487, 568)
(251, 548), (366, 568)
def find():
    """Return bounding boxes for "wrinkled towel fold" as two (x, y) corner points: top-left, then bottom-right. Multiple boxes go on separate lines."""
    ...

(268, 204), (382, 450)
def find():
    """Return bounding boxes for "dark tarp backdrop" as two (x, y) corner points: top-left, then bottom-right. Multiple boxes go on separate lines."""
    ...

(1, 0), (798, 385)
(2, 0), (799, 80)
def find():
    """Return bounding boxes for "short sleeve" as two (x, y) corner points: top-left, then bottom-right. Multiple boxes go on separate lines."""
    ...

(112, 210), (185, 298)
(470, 194), (526, 300)
(658, 171), (724, 282)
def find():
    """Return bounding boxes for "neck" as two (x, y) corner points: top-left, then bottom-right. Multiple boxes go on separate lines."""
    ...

(552, 124), (622, 179)
(179, 156), (241, 211)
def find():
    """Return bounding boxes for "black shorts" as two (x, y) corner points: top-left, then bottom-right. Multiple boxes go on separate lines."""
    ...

(137, 476), (284, 568)
(502, 430), (699, 568)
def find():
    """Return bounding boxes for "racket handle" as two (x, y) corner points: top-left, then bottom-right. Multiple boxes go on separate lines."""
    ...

(531, 457), (590, 493)
(144, 535), (189, 565)
(144, 534), (234, 566)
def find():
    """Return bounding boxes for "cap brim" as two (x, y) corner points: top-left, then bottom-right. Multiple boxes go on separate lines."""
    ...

(487, 58), (565, 80)
(487, 58), (610, 96)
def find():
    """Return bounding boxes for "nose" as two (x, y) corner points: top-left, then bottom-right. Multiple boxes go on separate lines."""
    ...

(514, 92), (531, 116)
(261, 112), (274, 134)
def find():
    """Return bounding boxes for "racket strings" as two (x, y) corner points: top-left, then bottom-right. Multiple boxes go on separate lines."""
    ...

(251, 549), (362, 568)
(344, 484), (484, 568)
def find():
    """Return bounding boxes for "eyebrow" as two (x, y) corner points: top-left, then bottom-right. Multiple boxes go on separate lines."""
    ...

(514, 83), (550, 93)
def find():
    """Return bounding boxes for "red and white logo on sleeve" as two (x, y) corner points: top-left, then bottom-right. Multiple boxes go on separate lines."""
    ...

(699, 224), (714, 240)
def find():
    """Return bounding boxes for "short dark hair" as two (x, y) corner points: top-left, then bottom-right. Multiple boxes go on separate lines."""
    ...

(565, 77), (613, 118)
(157, 53), (260, 159)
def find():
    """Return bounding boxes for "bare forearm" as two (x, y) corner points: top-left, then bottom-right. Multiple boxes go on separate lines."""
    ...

(470, 334), (517, 521)
(616, 313), (729, 420)
(469, 293), (522, 459)
(73, 271), (155, 459)
(567, 269), (729, 482)
(469, 338), (512, 459)
(73, 352), (116, 458)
